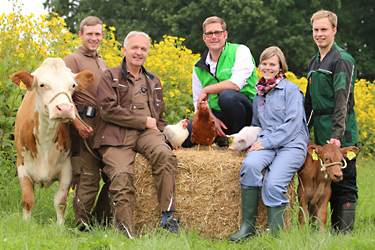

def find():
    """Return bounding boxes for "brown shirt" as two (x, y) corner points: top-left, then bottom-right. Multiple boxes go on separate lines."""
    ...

(129, 72), (151, 117)
(64, 46), (107, 107)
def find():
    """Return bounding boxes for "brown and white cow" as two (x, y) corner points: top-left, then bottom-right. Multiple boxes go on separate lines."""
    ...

(11, 58), (93, 225)
(297, 142), (358, 229)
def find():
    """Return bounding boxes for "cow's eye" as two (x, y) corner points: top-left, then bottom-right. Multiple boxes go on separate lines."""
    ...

(39, 83), (45, 88)
(72, 83), (78, 88)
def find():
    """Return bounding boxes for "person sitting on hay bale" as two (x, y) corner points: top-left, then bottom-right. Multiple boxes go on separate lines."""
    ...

(230, 46), (309, 241)
(93, 31), (179, 238)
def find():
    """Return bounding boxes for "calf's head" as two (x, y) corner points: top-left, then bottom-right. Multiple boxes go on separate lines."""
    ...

(308, 144), (359, 182)
(11, 58), (93, 122)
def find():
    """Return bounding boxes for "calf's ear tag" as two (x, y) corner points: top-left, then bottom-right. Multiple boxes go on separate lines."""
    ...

(312, 150), (318, 161)
(347, 151), (356, 160)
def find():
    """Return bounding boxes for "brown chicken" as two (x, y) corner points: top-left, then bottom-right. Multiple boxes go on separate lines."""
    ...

(191, 101), (217, 151)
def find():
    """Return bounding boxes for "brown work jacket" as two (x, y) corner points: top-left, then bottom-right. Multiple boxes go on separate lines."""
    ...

(93, 57), (166, 148)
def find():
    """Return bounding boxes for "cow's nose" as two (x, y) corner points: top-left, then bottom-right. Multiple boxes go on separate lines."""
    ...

(55, 104), (73, 118)
(334, 174), (343, 181)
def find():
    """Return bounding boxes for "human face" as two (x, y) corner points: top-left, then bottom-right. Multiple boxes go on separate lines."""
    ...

(260, 55), (281, 82)
(123, 35), (149, 70)
(79, 24), (103, 53)
(203, 23), (227, 52)
(312, 17), (336, 51)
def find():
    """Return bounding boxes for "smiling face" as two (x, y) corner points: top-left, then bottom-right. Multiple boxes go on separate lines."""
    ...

(123, 35), (149, 71)
(259, 55), (281, 82)
(203, 22), (228, 53)
(79, 24), (103, 53)
(312, 17), (336, 53)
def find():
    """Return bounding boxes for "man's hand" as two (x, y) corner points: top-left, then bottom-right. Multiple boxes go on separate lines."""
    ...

(213, 115), (227, 137)
(197, 91), (209, 109)
(72, 118), (93, 139)
(146, 117), (160, 131)
(249, 140), (264, 152)
(329, 138), (341, 148)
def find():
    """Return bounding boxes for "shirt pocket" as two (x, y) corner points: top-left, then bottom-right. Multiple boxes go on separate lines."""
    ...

(118, 83), (129, 93)
(313, 70), (334, 100)
(131, 102), (145, 111)
(267, 94), (286, 122)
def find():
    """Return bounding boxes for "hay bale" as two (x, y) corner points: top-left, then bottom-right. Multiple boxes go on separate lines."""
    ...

(134, 146), (295, 239)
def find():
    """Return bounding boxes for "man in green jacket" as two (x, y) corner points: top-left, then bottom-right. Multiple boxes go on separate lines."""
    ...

(305, 10), (359, 233)
(183, 16), (257, 147)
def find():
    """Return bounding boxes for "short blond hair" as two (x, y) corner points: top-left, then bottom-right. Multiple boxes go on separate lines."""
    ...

(259, 46), (288, 73)
(311, 10), (338, 28)
(80, 16), (103, 33)
(202, 16), (226, 33)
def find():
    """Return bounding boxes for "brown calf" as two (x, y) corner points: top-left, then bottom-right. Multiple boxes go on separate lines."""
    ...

(297, 142), (358, 229)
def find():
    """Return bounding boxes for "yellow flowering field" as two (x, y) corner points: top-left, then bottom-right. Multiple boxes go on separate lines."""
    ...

(0, 13), (374, 156)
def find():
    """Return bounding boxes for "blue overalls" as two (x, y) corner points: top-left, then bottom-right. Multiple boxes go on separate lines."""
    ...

(239, 79), (309, 207)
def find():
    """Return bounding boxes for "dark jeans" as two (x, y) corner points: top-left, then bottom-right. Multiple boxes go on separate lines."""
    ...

(182, 89), (253, 147)
(330, 156), (358, 204)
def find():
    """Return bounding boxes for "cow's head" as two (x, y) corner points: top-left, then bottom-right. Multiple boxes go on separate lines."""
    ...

(11, 58), (93, 122)
(307, 144), (359, 182)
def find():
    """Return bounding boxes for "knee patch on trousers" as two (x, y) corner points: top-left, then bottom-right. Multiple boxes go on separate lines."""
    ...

(109, 173), (135, 207)
(148, 145), (178, 175)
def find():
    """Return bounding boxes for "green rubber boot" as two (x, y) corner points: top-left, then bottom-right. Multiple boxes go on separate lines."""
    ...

(230, 187), (259, 241)
(332, 202), (356, 233)
(267, 205), (286, 234)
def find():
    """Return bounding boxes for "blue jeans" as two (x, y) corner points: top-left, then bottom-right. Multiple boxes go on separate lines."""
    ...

(240, 147), (306, 207)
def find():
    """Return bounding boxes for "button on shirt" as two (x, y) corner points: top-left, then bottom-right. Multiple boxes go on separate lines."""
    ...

(252, 79), (308, 153)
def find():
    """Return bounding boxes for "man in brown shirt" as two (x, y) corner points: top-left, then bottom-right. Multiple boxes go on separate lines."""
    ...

(64, 16), (110, 230)
(93, 31), (179, 237)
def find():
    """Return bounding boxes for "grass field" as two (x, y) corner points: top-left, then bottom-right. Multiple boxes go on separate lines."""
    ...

(0, 156), (374, 249)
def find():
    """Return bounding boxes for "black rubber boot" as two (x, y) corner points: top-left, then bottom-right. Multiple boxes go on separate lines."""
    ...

(230, 187), (259, 241)
(330, 202), (340, 232)
(267, 205), (286, 234)
(332, 202), (356, 233)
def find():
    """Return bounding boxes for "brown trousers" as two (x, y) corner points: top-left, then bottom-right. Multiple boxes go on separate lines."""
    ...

(72, 116), (111, 228)
(99, 128), (178, 237)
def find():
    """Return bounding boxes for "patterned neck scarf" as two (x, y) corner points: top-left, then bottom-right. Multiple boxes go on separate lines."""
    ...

(255, 72), (286, 97)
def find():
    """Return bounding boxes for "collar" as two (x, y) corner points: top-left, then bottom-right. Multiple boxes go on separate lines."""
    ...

(121, 57), (154, 80)
(205, 43), (226, 65)
(78, 45), (100, 59)
(195, 42), (228, 72)
(274, 79), (286, 89)
(317, 42), (337, 62)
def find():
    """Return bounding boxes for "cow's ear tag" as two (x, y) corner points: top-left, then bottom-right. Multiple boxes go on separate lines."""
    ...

(347, 151), (356, 160)
(312, 150), (318, 160)
(19, 80), (27, 90)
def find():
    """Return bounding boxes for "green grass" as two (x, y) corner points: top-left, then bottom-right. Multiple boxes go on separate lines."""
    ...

(1, 157), (374, 249)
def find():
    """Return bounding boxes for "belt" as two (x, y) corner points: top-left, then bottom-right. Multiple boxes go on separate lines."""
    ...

(313, 108), (354, 117)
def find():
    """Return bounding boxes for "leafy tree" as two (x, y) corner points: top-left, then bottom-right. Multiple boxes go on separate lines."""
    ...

(43, 0), (374, 80)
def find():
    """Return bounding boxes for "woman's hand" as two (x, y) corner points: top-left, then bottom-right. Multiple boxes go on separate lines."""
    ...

(249, 140), (264, 152)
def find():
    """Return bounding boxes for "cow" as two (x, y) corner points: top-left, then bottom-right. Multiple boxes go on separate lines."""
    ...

(297, 142), (359, 229)
(11, 58), (93, 225)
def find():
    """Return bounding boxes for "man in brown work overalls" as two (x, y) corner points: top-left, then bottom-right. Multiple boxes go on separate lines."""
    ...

(65, 16), (111, 231)
(93, 31), (179, 238)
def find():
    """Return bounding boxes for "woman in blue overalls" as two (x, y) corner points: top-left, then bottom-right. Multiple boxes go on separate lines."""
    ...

(231, 46), (309, 241)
